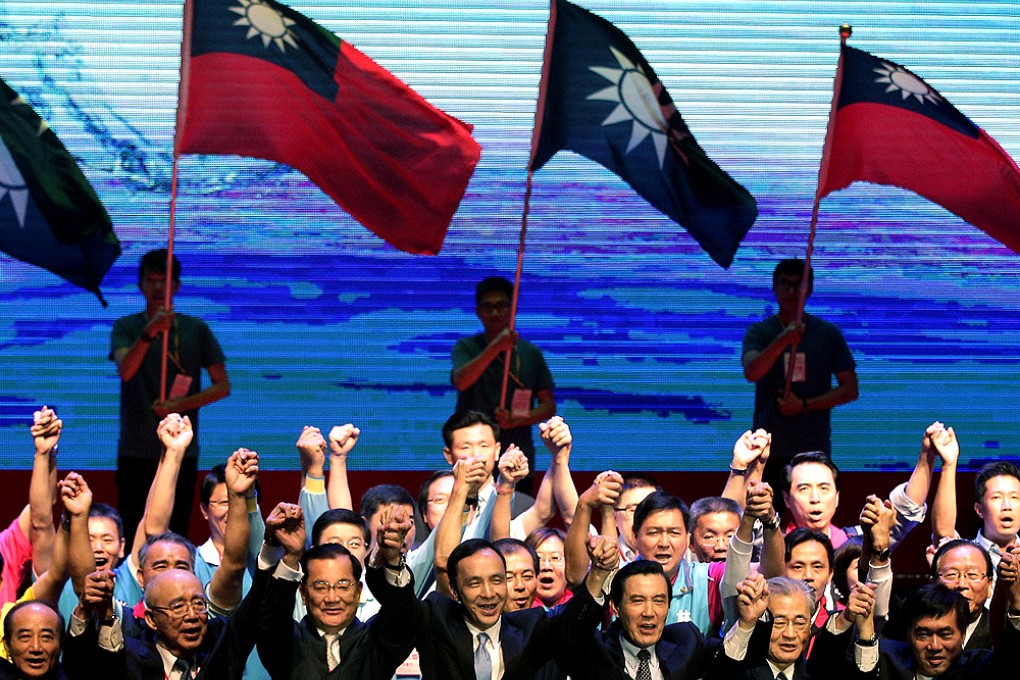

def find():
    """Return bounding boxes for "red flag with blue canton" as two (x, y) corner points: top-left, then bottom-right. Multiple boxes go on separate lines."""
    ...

(529, 0), (758, 268)
(177, 0), (481, 255)
(818, 44), (1020, 254)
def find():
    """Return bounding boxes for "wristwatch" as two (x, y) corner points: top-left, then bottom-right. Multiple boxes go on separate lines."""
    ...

(762, 513), (782, 532)
(873, 547), (891, 561)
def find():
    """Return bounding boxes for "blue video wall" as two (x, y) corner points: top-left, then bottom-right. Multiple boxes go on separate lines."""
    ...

(1, 0), (1017, 473)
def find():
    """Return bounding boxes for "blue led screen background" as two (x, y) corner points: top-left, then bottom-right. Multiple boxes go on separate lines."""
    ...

(1, 0), (1017, 472)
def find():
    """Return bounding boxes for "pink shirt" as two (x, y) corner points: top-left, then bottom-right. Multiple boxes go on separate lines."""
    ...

(0, 517), (32, 606)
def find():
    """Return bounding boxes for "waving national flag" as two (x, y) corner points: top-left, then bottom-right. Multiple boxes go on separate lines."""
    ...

(529, 0), (757, 268)
(0, 76), (120, 305)
(818, 44), (1020, 253)
(177, 0), (481, 255)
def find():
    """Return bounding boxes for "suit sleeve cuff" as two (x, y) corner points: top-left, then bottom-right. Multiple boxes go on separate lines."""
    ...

(855, 642), (879, 672)
(723, 620), (754, 660)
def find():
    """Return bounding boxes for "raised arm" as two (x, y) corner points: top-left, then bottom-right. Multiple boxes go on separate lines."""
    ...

(564, 471), (621, 587)
(540, 416), (579, 528)
(327, 424), (360, 510)
(208, 448), (258, 611)
(33, 472), (93, 603)
(132, 414), (192, 562)
(491, 447), (530, 541)
(903, 423), (938, 509)
(750, 482), (785, 579)
(859, 494), (895, 623)
(582, 534), (619, 599)
(929, 422), (960, 545)
(434, 457), (487, 597)
(26, 406), (61, 576)
(62, 473), (96, 597)
(989, 545), (1020, 650)
(722, 430), (770, 506)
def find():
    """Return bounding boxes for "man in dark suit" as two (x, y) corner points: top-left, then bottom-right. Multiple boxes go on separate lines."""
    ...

(834, 582), (1020, 679)
(383, 535), (616, 680)
(255, 502), (417, 679)
(0, 601), (67, 680)
(63, 566), (263, 680)
(710, 576), (823, 680)
(561, 560), (771, 680)
(880, 540), (998, 653)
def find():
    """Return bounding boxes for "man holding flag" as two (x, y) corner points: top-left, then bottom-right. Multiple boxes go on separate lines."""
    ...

(742, 259), (858, 505)
(111, 249), (230, 546)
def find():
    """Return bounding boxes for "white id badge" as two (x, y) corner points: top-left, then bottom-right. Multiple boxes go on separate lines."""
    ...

(511, 389), (532, 417)
(783, 352), (807, 383)
(168, 374), (193, 400)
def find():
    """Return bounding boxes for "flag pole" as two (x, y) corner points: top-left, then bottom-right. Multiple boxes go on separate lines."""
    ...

(783, 24), (850, 399)
(160, 0), (195, 403)
(499, 0), (559, 410)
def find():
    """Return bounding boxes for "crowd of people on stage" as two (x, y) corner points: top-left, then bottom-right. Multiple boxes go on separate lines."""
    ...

(1, 405), (1018, 680)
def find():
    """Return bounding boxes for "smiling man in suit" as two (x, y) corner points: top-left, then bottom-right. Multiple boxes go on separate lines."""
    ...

(255, 502), (417, 679)
(393, 535), (616, 680)
(563, 560), (771, 680)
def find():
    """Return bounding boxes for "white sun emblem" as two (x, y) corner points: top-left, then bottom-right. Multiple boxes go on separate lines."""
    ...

(873, 62), (941, 105)
(230, 0), (298, 52)
(0, 96), (47, 228)
(588, 47), (675, 168)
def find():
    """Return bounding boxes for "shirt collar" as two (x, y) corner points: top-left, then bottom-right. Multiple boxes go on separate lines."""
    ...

(464, 617), (501, 648)
(766, 659), (795, 679)
(197, 538), (220, 567)
(974, 530), (1014, 556)
(155, 642), (194, 679)
(317, 624), (350, 639)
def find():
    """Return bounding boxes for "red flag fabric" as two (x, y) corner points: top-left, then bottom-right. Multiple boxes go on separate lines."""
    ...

(818, 44), (1020, 253)
(176, 0), (481, 254)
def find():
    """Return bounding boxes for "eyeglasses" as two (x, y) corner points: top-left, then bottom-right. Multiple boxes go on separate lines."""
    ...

(538, 554), (565, 565)
(772, 616), (811, 632)
(150, 599), (209, 620)
(938, 570), (987, 584)
(309, 579), (357, 594)
(614, 504), (639, 515)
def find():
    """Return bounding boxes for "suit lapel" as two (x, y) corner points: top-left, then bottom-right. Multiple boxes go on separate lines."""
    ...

(450, 611), (478, 680)
(604, 624), (627, 671)
(339, 619), (366, 660)
(655, 638), (687, 679)
(500, 620), (527, 676)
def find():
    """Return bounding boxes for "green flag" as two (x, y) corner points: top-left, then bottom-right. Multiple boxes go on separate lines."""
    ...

(0, 75), (120, 305)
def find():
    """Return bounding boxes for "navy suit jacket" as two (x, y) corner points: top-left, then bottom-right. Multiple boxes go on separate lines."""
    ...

(63, 569), (266, 680)
(562, 585), (774, 680)
(379, 577), (601, 680)
(255, 564), (415, 679)
(800, 617), (1018, 680)
(0, 658), (67, 680)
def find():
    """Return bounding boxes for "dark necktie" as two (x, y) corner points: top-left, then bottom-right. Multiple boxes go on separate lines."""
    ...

(778, 672), (790, 680)
(173, 657), (194, 680)
(636, 648), (652, 680)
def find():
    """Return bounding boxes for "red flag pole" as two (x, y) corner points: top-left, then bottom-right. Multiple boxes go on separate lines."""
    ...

(499, 171), (534, 408)
(500, 0), (559, 409)
(160, 0), (195, 403)
(783, 24), (850, 399)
